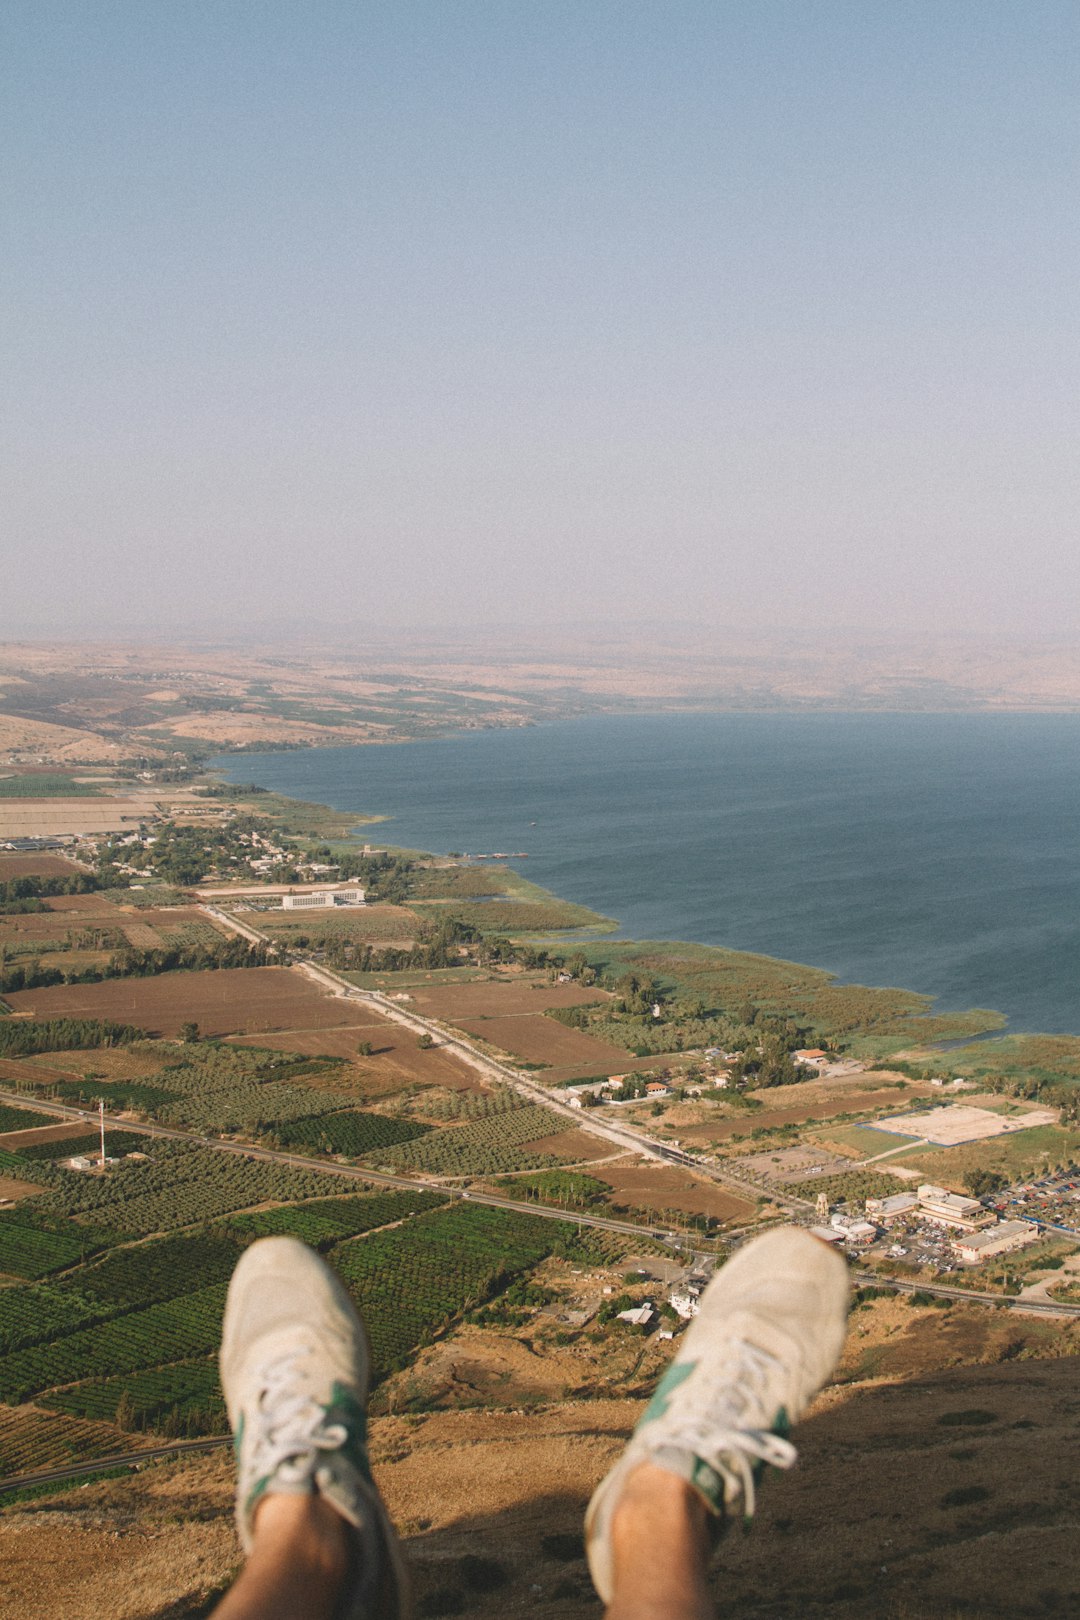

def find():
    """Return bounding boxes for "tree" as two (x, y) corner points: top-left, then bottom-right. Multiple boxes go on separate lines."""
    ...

(963, 1168), (1008, 1197)
(416, 1033), (434, 1050)
(357, 1041), (373, 1057)
(180, 1021), (200, 1044)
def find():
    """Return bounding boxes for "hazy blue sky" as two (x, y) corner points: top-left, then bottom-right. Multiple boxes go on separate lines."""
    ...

(3, 3), (1078, 637)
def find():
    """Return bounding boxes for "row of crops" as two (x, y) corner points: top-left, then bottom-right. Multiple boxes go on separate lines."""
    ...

(44, 1359), (227, 1436)
(0, 1210), (102, 1280)
(0, 1196), (593, 1449)
(221, 1189), (446, 1248)
(271, 1109), (428, 1156)
(375, 1102), (565, 1175)
(0, 1282), (230, 1404)
(332, 1201), (571, 1375)
(0, 1104), (58, 1134)
(0, 1405), (146, 1477)
(17, 1141), (341, 1235)
(15, 1129), (148, 1163)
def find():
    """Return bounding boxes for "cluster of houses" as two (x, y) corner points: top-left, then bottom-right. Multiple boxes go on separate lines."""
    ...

(813, 1182), (1038, 1265)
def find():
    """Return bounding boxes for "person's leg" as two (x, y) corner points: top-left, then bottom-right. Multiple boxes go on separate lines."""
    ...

(212, 1235), (410, 1620)
(212, 1494), (350, 1620)
(585, 1226), (851, 1620)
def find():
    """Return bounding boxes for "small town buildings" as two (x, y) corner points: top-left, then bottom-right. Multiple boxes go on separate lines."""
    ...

(281, 888), (366, 910)
(793, 1048), (829, 1066)
(669, 1284), (702, 1320)
(916, 1184), (995, 1233)
(617, 1304), (657, 1328)
(829, 1215), (878, 1245)
(865, 1191), (919, 1224)
(645, 1081), (670, 1098)
(954, 1221), (1038, 1264)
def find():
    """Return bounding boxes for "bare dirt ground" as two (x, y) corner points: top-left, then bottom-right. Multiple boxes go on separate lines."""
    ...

(0, 1122), (88, 1150)
(0, 1175), (40, 1202)
(678, 1081), (932, 1147)
(591, 1161), (756, 1223)
(2, 966), (368, 1038)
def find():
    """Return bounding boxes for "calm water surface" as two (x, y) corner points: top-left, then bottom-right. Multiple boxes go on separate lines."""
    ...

(211, 713), (1080, 1035)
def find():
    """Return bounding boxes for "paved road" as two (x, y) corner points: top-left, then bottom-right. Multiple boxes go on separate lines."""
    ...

(0, 1436), (230, 1496)
(0, 1087), (685, 1247)
(853, 1270), (1080, 1318)
(292, 957), (812, 1214)
(204, 902), (807, 1213)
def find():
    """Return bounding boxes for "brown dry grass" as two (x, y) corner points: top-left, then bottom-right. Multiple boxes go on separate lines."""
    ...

(592, 1161), (756, 1222)
(2, 966), (365, 1038)
(679, 1083), (932, 1146)
(515, 1128), (616, 1163)
(6, 1333), (1080, 1620)
(228, 1016), (485, 1092)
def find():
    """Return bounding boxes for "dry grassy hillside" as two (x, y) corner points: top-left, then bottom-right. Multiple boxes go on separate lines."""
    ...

(2, 1298), (1079, 1620)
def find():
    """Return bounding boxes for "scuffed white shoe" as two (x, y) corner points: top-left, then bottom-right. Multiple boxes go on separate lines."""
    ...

(585, 1226), (850, 1604)
(220, 1235), (410, 1619)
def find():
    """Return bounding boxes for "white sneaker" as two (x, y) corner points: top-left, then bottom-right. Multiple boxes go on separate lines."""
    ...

(585, 1226), (850, 1604)
(220, 1235), (410, 1619)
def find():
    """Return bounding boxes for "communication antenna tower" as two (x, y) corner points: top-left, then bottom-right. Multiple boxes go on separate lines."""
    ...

(99, 1098), (106, 1171)
(816, 1191), (828, 1223)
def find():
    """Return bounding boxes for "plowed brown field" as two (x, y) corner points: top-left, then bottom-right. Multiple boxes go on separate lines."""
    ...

(2, 966), (362, 1037)
(0, 854), (85, 878)
(457, 1014), (633, 1074)
(404, 979), (610, 1018)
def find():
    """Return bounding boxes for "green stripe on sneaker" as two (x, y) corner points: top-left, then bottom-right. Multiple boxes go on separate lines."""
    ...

(638, 1358), (697, 1428)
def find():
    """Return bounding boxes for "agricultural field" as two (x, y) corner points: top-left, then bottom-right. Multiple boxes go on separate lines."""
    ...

(44, 1359), (226, 1434)
(247, 905), (420, 946)
(0, 1213), (105, 1279)
(2, 965), (367, 1037)
(330, 1201), (586, 1376)
(403, 976), (611, 1020)
(0, 1405), (146, 1475)
(455, 1012), (639, 1076)
(0, 854), (87, 879)
(228, 1017), (487, 1092)
(221, 1189), (447, 1247)
(0, 1104), (64, 1136)
(272, 1109), (430, 1156)
(675, 1079), (927, 1150)
(374, 1103), (567, 1176)
(589, 1160), (756, 1224)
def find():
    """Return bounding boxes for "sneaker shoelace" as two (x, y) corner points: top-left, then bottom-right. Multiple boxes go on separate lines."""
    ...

(658, 1339), (799, 1517)
(248, 1348), (350, 1488)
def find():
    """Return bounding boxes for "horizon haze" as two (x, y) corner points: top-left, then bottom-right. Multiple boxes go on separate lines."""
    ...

(3, 4), (1079, 640)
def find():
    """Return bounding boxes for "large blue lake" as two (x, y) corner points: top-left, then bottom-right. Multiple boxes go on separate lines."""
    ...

(211, 713), (1080, 1035)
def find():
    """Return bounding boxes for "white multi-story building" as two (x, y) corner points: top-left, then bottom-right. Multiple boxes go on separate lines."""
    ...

(281, 888), (366, 910)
